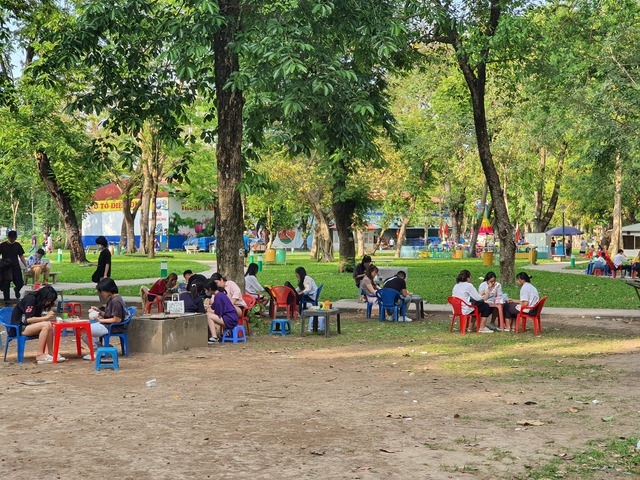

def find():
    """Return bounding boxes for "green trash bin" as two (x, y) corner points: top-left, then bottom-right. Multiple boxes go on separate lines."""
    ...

(275, 248), (286, 264)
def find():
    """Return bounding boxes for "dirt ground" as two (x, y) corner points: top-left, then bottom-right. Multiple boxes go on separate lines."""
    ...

(2, 313), (640, 480)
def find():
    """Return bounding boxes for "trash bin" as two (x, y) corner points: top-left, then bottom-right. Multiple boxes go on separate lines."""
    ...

(570, 254), (575, 267)
(108, 245), (115, 255)
(529, 248), (538, 265)
(275, 248), (286, 264)
(265, 248), (276, 263)
(455, 249), (464, 259)
(482, 248), (494, 266)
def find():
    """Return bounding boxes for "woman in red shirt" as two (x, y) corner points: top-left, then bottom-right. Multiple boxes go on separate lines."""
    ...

(147, 273), (178, 302)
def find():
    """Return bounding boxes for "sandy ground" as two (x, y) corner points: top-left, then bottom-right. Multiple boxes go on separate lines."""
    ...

(2, 313), (640, 480)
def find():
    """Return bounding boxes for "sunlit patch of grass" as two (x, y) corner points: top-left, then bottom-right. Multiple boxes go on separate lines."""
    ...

(246, 316), (639, 383)
(523, 437), (640, 479)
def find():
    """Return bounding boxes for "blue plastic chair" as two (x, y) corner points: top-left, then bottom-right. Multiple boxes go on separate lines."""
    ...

(100, 306), (135, 357)
(1, 307), (39, 363)
(376, 288), (406, 322)
(299, 284), (323, 313)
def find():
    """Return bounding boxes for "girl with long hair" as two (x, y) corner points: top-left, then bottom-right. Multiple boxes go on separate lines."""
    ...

(451, 270), (493, 333)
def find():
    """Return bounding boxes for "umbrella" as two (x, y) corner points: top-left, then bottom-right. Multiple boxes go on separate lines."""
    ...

(545, 226), (583, 236)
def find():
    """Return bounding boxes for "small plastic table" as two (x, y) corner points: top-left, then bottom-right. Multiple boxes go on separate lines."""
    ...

(403, 295), (425, 321)
(300, 309), (341, 338)
(52, 320), (94, 363)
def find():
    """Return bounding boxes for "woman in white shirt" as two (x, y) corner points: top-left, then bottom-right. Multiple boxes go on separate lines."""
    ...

(452, 269), (493, 333)
(244, 262), (268, 307)
(287, 266), (317, 299)
(506, 272), (540, 331)
(478, 271), (503, 330)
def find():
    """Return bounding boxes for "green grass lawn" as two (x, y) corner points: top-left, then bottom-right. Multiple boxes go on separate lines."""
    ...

(55, 251), (638, 310)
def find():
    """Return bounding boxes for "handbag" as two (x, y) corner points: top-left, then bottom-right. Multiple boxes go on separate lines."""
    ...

(165, 293), (185, 314)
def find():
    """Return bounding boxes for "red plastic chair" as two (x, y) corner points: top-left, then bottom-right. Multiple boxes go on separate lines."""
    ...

(141, 286), (164, 314)
(240, 294), (257, 336)
(267, 286), (297, 319)
(515, 296), (548, 335)
(447, 296), (480, 334)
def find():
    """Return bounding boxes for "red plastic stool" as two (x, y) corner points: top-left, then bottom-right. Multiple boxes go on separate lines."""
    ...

(593, 268), (603, 276)
(65, 302), (82, 316)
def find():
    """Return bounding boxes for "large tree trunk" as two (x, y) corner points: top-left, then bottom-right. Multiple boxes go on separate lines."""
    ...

(610, 152), (623, 254)
(368, 227), (387, 255)
(121, 195), (139, 253)
(538, 144), (566, 232)
(332, 174), (356, 272)
(355, 229), (365, 259)
(9, 190), (19, 230)
(116, 172), (141, 253)
(450, 189), (466, 246)
(139, 159), (152, 254)
(395, 216), (410, 258)
(468, 182), (488, 258)
(35, 151), (87, 263)
(455, 8), (515, 284)
(395, 162), (429, 258)
(306, 190), (334, 262)
(533, 148), (546, 232)
(214, 0), (245, 287)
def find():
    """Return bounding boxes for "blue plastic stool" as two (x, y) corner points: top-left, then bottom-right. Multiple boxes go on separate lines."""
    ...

(94, 346), (119, 371)
(221, 325), (247, 344)
(269, 319), (291, 336)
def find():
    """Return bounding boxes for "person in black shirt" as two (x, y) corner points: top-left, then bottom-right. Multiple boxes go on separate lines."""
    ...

(0, 230), (27, 307)
(383, 271), (410, 297)
(91, 236), (111, 283)
(10, 285), (61, 363)
(183, 270), (207, 292)
(353, 255), (372, 288)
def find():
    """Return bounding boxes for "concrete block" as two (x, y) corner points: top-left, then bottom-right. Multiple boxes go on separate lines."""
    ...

(128, 313), (208, 354)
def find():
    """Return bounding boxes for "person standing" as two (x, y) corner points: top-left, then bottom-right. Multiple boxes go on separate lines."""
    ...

(91, 236), (111, 283)
(243, 232), (250, 265)
(46, 234), (53, 254)
(0, 230), (27, 307)
(28, 234), (37, 254)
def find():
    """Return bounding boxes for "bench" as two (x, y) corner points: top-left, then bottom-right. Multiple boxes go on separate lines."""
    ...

(185, 244), (199, 254)
(373, 258), (394, 264)
(24, 270), (61, 285)
(85, 245), (101, 254)
(376, 267), (408, 283)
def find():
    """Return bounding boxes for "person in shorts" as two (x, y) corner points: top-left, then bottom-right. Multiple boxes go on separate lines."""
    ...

(10, 285), (62, 363)
(204, 278), (238, 343)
